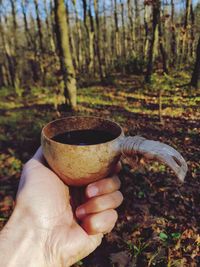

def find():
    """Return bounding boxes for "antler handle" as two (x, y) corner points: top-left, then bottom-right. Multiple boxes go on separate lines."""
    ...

(120, 136), (188, 182)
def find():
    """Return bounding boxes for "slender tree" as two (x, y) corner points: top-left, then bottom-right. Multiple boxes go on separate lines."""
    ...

(94, 0), (105, 80)
(145, 0), (159, 82)
(157, 1), (168, 73)
(34, 0), (44, 53)
(66, 0), (78, 71)
(127, 0), (135, 55)
(189, 1), (195, 59)
(180, 0), (191, 62)
(134, 0), (141, 55)
(120, 0), (126, 60)
(144, 2), (149, 59)
(145, 0), (168, 82)
(191, 36), (200, 88)
(21, 0), (32, 47)
(170, 0), (177, 66)
(72, 0), (83, 70)
(34, 0), (47, 84)
(103, 0), (108, 71)
(9, 0), (20, 94)
(82, 0), (90, 69)
(44, 0), (56, 54)
(54, 0), (77, 110)
(88, 2), (95, 74)
(114, 0), (120, 57)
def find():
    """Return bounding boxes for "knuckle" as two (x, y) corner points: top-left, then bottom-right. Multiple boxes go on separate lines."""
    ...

(106, 175), (121, 191)
(110, 209), (118, 221)
(93, 220), (102, 233)
(92, 197), (105, 211)
(112, 191), (123, 205)
(114, 176), (121, 189)
(106, 178), (116, 191)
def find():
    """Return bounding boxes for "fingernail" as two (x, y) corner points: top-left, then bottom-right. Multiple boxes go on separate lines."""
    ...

(76, 207), (86, 218)
(87, 185), (99, 197)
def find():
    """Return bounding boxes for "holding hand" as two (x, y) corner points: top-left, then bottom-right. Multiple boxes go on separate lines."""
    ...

(0, 148), (123, 267)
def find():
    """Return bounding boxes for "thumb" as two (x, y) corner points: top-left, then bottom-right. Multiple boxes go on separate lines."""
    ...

(57, 224), (103, 266)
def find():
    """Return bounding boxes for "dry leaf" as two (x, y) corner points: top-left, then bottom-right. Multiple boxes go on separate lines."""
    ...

(110, 251), (130, 267)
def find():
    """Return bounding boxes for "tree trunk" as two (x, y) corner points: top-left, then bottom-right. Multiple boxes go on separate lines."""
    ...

(0, 23), (15, 88)
(170, 0), (177, 66)
(94, 0), (105, 80)
(144, 2), (149, 59)
(72, 0), (83, 71)
(145, 1), (159, 83)
(34, 0), (44, 53)
(157, 1), (168, 74)
(88, 5), (95, 74)
(50, 0), (58, 51)
(134, 0), (141, 55)
(120, 0), (126, 61)
(191, 36), (200, 88)
(21, 0), (32, 47)
(127, 0), (135, 56)
(82, 0), (90, 70)
(44, 0), (56, 54)
(180, 0), (191, 62)
(0, 64), (9, 87)
(103, 0), (108, 73)
(110, 0), (115, 60)
(21, 0), (40, 83)
(114, 0), (120, 57)
(189, 1), (195, 59)
(54, 0), (77, 110)
(7, 0), (20, 94)
(65, 1), (78, 71)
(34, 0), (46, 84)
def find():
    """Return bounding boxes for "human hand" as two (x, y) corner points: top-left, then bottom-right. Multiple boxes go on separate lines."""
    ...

(0, 148), (123, 267)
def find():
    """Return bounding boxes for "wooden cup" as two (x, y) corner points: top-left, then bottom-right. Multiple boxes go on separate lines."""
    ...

(41, 116), (188, 186)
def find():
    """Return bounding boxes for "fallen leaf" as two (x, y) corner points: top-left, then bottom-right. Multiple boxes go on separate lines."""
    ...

(110, 251), (130, 267)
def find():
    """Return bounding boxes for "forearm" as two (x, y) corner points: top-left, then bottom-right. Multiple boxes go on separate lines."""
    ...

(0, 209), (45, 267)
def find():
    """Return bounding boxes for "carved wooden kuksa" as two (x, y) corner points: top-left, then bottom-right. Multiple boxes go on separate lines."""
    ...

(41, 116), (188, 186)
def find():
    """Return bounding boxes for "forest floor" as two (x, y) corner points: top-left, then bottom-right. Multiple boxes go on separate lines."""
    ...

(0, 73), (200, 267)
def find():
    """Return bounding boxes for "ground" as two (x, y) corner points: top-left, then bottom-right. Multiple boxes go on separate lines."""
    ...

(0, 73), (199, 266)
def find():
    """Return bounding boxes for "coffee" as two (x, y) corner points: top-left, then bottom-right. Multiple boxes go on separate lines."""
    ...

(52, 129), (116, 145)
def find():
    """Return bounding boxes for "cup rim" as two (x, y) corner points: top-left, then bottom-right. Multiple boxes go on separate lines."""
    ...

(41, 116), (124, 147)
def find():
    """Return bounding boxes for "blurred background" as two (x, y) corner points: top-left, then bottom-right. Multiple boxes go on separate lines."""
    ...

(0, 0), (200, 266)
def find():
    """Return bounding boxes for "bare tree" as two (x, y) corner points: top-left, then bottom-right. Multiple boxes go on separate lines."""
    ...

(191, 36), (200, 88)
(94, 0), (105, 80)
(145, 0), (159, 82)
(145, 0), (168, 82)
(170, 0), (177, 66)
(3, 0), (21, 94)
(114, 0), (120, 57)
(127, 0), (135, 55)
(180, 0), (191, 62)
(54, 0), (77, 110)
(120, 0), (126, 60)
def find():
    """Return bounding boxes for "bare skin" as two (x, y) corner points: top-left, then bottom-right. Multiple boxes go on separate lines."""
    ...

(0, 148), (123, 267)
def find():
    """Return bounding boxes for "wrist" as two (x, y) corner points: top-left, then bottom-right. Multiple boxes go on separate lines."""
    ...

(0, 207), (45, 267)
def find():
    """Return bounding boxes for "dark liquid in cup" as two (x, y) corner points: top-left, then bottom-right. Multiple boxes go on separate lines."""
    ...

(52, 129), (116, 145)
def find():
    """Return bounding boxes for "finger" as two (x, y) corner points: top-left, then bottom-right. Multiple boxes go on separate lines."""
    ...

(23, 147), (45, 172)
(86, 175), (121, 198)
(76, 191), (123, 219)
(81, 209), (118, 235)
(32, 146), (45, 163)
(113, 161), (122, 174)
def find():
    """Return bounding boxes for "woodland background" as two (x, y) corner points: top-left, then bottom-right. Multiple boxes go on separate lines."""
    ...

(0, 0), (200, 266)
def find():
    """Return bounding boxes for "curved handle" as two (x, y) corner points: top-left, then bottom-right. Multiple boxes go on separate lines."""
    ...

(120, 136), (188, 182)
